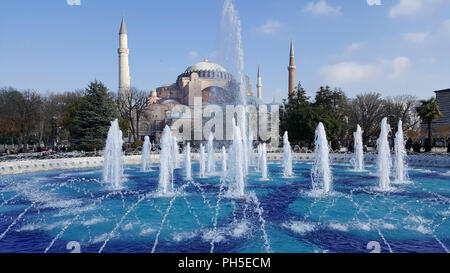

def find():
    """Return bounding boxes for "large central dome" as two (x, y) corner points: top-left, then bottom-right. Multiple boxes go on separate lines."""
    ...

(185, 58), (227, 73)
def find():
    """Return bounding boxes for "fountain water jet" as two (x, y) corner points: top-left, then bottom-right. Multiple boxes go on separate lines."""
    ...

(172, 136), (179, 169)
(158, 126), (175, 195)
(207, 132), (215, 174)
(283, 132), (293, 178)
(261, 143), (268, 181)
(352, 125), (364, 171)
(257, 144), (262, 171)
(103, 119), (124, 189)
(199, 144), (206, 178)
(184, 142), (192, 180)
(394, 120), (408, 183)
(141, 136), (152, 172)
(228, 118), (245, 197)
(377, 117), (392, 191)
(221, 146), (227, 180)
(311, 122), (332, 193)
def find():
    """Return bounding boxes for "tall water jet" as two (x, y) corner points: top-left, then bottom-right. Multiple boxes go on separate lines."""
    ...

(311, 123), (332, 193)
(172, 135), (179, 169)
(207, 132), (215, 174)
(141, 136), (152, 172)
(221, 146), (227, 180)
(184, 142), (192, 180)
(261, 143), (268, 181)
(257, 144), (263, 171)
(229, 118), (245, 197)
(377, 117), (392, 190)
(394, 120), (408, 183)
(220, 0), (246, 105)
(158, 126), (175, 195)
(352, 125), (364, 171)
(283, 132), (293, 178)
(103, 119), (124, 189)
(199, 144), (206, 178)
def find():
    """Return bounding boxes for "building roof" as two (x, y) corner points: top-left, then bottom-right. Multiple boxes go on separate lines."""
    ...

(434, 88), (450, 93)
(185, 59), (227, 73)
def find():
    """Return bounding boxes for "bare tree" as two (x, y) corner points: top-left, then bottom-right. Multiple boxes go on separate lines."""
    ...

(384, 95), (420, 134)
(117, 87), (149, 141)
(5, 89), (43, 146)
(347, 92), (385, 144)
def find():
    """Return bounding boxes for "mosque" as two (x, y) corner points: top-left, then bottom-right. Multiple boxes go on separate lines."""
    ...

(117, 17), (293, 144)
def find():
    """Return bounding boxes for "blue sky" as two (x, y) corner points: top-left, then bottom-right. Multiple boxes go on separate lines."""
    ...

(1, 0), (449, 102)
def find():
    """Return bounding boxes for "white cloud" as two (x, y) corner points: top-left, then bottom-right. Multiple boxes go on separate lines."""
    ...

(257, 20), (282, 35)
(346, 42), (364, 54)
(319, 62), (378, 85)
(389, 0), (444, 18)
(441, 19), (450, 36)
(303, 1), (341, 16)
(66, 0), (81, 6)
(367, 0), (382, 6)
(188, 51), (199, 59)
(402, 32), (429, 44)
(389, 0), (422, 17)
(388, 57), (411, 79)
(319, 57), (411, 85)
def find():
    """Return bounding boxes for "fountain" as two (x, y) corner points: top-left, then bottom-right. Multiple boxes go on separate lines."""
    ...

(261, 143), (268, 181)
(103, 119), (124, 189)
(228, 118), (245, 197)
(221, 146), (227, 180)
(199, 144), (206, 178)
(172, 136), (179, 169)
(184, 142), (192, 180)
(207, 132), (215, 174)
(257, 144), (262, 171)
(2, 0), (449, 255)
(352, 125), (364, 171)
(283, 132), (293, 178)
(311, 123), (332, 193)
(141, 136), (152, 172)
(377, 117), (392, 191)
(158, 126), (175, 195)
(394, 120), (408, 183)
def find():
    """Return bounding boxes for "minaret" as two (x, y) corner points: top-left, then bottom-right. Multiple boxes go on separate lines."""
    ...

(256, 65), (262, 100)
(118, 16), (131, 97)
(288, 39), (296, 96)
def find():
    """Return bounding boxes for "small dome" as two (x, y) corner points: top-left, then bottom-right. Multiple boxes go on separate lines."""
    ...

(185, 60), (227, 73)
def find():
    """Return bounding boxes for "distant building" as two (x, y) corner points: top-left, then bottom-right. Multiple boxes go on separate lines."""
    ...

(433, 88), (450, 138)
(116, 17), (279, 146)
(434, 89), (450, 126)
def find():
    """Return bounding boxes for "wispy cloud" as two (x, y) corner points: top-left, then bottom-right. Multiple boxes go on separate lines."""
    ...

(390, 0), (422, 17)
(66, 0), (81, 6)
(389, 0), (444, 18)
(319, 62), (378, 85)
(188, 51), (199, 60)
(388, 57), (411, 80)
(319, 57), (411, 85)
(257, 20), (282, 35)
(345, 42), (365, 54)
(402, 32), (429, 44)
(303, 1), (341, 16)
(366, 0), (382, 6)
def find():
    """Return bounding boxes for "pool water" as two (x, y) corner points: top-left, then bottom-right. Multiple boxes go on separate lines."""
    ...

(0, 162), (449, 253)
